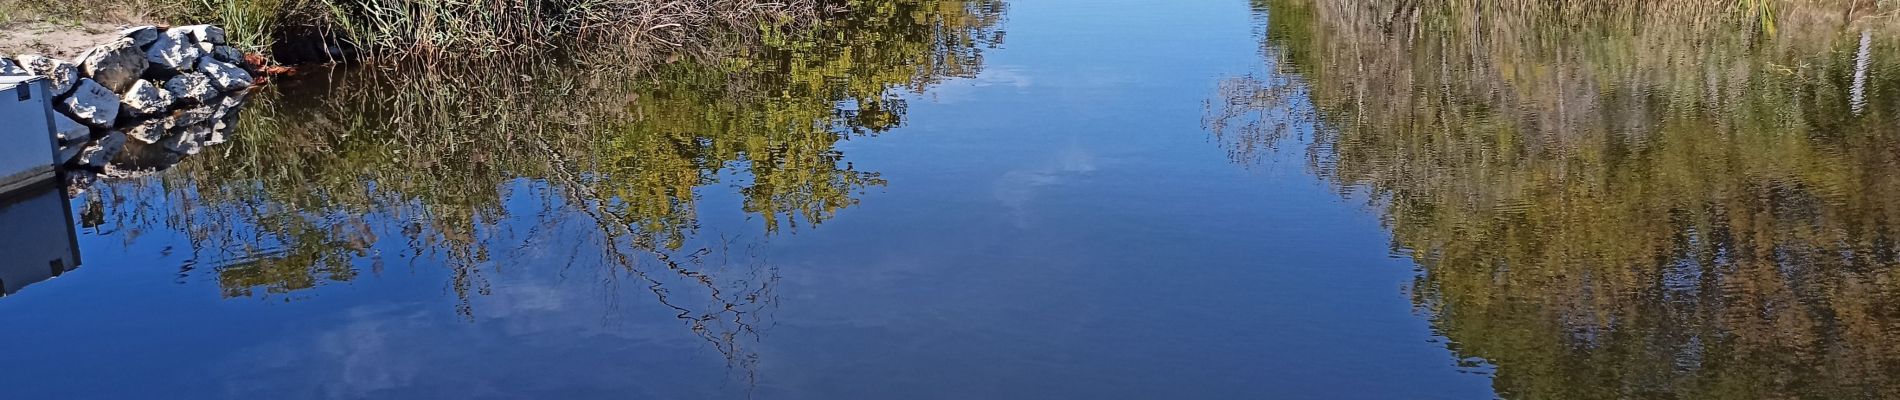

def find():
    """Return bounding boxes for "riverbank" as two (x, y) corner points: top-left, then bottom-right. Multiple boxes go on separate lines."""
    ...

(0, 21), (138, 59)
(2, 0), (827, 64)
(2, 22), (258, 196)
(0, 0), (856, 195)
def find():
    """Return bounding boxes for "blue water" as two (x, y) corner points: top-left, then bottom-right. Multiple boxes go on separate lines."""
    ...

(0, 1), (1496, 398)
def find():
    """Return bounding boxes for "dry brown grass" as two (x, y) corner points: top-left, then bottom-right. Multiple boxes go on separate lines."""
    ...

(0, 0), (827, 61)
(0, 0), (176, 25)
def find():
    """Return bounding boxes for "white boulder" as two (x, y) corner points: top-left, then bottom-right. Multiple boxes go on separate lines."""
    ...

(197, 56), (252, 91)
(145, 29), (203, 73)
(164, 73), (217, 104)
(58, 79), (122, 127)
(14, 55), (78, 96)
(120, 79), (172, 115)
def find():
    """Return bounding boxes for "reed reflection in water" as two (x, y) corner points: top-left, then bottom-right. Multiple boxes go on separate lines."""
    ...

(1211, 0), (1900, 398)
(72, 0), (1006, 384)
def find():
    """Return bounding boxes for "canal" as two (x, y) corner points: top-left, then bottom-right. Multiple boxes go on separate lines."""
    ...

(3, 0), (1896, 398)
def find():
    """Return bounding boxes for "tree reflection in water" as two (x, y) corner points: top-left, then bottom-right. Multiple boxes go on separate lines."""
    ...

(77, 0), (1007, 382)
(1214, 0), (1900, 398)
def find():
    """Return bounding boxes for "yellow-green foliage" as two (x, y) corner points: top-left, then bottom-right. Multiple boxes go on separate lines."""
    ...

(1215, 0), (1900, 398)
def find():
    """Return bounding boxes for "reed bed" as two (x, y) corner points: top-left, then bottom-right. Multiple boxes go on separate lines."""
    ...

(297, 0), (825, 60)
(4, 0), (830, 61)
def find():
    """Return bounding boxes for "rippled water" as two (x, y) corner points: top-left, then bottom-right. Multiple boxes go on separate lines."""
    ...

(4, 0), (1898, 398)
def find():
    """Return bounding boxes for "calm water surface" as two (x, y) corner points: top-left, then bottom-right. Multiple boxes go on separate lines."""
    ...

(4, 0), (1898, 398)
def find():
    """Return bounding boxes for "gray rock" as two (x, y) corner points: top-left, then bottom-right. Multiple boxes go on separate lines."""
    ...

(172, 25), (227, 45)
(171, 103), (219, 127)
(217, 46), (244, 64)
(124, 117), (173, 144)
(207, 106), (243, 145)
(219, 90), (248, 107)
(63, 168), (97, 197)
(52, 112), (91, 145)
(196, 56), (251, 91)
(77, 129), (127, 168)
(56, 142), (85, 165)
(210, 92), (247, 139)
(203, 124), (229, 146)
(145, 30), (203, 73)
(57, 79), (122, 127)
(0, 58), (25, 76)
(210, 93), (244, 118)
(121, 26), (160, 48)
(198, 43), (244, 64)
(113, 140), (182, 169)
(78, 38), (149, 93)
(120, 79), (171, 115)
(164, 73), (216, 104)
(14, 54), (78, 96)
(157, 82), (179, 107)
(162, 124), (210, 155)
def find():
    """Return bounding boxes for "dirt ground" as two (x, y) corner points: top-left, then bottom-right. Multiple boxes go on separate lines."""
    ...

(0, 20), (144, 59)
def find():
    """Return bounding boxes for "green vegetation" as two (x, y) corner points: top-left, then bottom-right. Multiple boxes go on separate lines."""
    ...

(1215, 0), (1900, 398)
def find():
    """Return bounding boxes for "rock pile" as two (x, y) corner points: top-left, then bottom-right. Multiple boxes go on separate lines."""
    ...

(2, 24), (254, 186)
